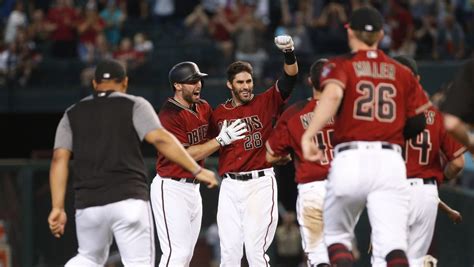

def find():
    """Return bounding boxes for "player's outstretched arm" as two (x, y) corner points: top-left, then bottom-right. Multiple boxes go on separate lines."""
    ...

(48, 148), (70, 238)
(444, 154), (465, 180)
(145, 128), (218, 188)
(275, 35), (298, 99)
(186, 119), (247, 161)
(438, 199), (462, 224)
(444, 113), (474, 153)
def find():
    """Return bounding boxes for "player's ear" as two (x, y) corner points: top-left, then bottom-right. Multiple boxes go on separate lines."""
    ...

(226, 81), (232, 90)
(307, 76), (313, 87)
(378, 30), (384, 42)
(92, 79), (97, 90)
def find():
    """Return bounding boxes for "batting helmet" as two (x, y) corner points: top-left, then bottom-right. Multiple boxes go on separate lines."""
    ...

(169, 61), (208, 89)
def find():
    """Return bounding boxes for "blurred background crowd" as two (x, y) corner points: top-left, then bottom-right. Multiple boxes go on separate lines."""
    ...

(1, 0), (474, 266)
(0, 0), (473, 89)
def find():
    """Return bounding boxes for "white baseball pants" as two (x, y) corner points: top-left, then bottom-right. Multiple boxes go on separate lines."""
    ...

(324, 141), (410, 266)
(406, 178), (439, 267)
(65, 199), (155, 267)
(150, 175), (202, 267)
(296, 180), (329, 266)
(217, 169), (278, 267)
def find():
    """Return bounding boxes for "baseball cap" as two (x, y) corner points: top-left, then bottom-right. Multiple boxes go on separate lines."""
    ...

(348, 6), (384, 32)
(94, 59), (126, 82)
(393, 55), (418, 76)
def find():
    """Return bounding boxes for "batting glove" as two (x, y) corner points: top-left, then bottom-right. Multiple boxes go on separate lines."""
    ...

(274, 35), (294, 52)
(216, 119), (248, 146)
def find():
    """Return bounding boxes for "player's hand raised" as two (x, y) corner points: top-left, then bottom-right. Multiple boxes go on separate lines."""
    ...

(301, 135), (324, 162)
(274, 35), (294, 52)
(195, 168), (219, 188)
(216, 119), (248, 146)
(48, 208), (67, 238)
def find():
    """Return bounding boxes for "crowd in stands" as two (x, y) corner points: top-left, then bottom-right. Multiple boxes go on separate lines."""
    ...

(0, 0), (473, 89)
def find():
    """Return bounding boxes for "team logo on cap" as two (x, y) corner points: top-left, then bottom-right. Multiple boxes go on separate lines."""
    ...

(365, 25), (373, 31)
(103, 73), (110, 78)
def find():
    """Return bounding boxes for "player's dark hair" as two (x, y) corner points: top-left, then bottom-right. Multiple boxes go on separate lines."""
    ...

(227, 61), (253, 82)
(310, 58), (328, 91)
(354, 30), (382, 46)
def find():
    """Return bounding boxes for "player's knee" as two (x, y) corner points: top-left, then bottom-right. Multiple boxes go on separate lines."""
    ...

(386, 249), (409, 267)
(328, 243), (353, 267)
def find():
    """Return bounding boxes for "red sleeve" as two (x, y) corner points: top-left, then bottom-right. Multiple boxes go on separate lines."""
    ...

(266, 113), (292, 157)
(262, 84), (286, 113)
(158, 112), (189, 146)
(319, 58), (348, 90)
(208, 110), (220, 139)
(440, 118), (466, 161)
(406, 80), (431, 118)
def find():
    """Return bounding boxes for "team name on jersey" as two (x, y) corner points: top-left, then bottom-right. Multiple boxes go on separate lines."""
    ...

(220, 116), (263, 132)
(352, 61), (396, 80)
(300, 112), (335, 129)
(425, 110), (435, 125)
(187, 124), (208, 145)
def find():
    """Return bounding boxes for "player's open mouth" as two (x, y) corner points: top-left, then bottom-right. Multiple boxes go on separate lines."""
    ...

(193, 91), (200, 96)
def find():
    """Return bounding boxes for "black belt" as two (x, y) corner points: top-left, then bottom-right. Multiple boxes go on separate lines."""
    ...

(336, 142), (398, 153)
(408, 177), (437, 185)
(170, 178), (200, 184)
(224, 171), (265, 181)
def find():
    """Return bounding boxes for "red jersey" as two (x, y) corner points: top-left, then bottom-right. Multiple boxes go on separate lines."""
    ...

(266, 99), (335, 183)
(405, 106), (465, 183)
(210, 85), (286, 175)
(319, 50), (430, 146)
(156, 98), (212, 178)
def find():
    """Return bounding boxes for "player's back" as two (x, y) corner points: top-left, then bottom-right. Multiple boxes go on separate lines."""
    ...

(284, 99), (335, 182)
(320, 50), (430, 146)
(405, 106), (465, 183)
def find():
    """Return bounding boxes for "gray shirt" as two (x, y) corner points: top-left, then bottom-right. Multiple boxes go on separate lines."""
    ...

(54, 92), (162, 151)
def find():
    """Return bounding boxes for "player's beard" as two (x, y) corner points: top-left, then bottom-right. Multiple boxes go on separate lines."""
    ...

(232, 87), (253, 104)
(182, 88), (201, 105)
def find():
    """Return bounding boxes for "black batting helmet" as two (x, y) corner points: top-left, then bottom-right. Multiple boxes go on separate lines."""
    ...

(168, 61), (208, 89)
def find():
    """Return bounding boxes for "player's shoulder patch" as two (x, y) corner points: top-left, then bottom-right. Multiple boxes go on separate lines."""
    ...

(321, 62), (336, 78)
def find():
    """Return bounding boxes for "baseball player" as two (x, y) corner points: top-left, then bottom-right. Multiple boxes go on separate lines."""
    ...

(265, 59), (332, 267)
(209, 35), (298, 266)
(301, 7), (431, 267)
(48, 59), (217, 266)
(150, 61), (247, 267)
(394, 55), (465, 267)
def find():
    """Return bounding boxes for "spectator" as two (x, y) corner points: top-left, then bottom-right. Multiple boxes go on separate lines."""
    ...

(233, 4), (267, 79)
(100, 0), (126, 48)
(47, 0), (79, 58)
(4, 2), (27, 44)
(27, 9), (54, 51)
(113, 37), (144, 70)
(413, 15), (437, 59)
(275, 212), (303, 267)
(133, 32), (153, 56)
(311, 1), (348, 54)
(80, 33), (112, 88)
(184, 4), (211, 41)
(13, 29), (42, 87)
(435, 13), (465, 59)
(209, 5), (240, 62)
(77, 4), (106, 62)
(386, 0), (416, 57)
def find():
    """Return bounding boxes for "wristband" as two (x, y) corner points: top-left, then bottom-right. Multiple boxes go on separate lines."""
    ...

(215, 136), (225, 147)
(192, 166), (202, 176)
(284, 50), (296, 65)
